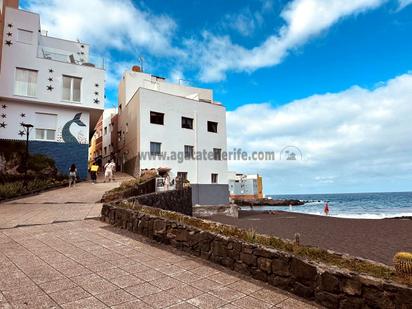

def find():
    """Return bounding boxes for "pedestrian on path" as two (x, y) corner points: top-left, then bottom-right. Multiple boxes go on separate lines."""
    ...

(68, 163), (77, 188)
(104, 159), (116, 182)
(90, 162), (99, 184)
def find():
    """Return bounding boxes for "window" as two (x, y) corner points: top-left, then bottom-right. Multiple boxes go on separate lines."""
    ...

(62, 75), (81, 102)
(207, 121), (218, 133)
(150, 111), (164, 125)
(182, 117), (193, 129)
(35, 113), (57, 141)
(150, 142), (161, 155)
(15, 68), (38, 97)
(177, 172), (187, 181)
(213, 148), (222, 160)
(184, 145), (194, 159)
(104, 126), (107, 135)
(17, 29), (33, 44)
(104, 146), (107, 155)
(211, 173), (218, 184)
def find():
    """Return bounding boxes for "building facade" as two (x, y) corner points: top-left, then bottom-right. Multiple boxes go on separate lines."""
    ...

(0, 4), (105, 179)
(228, 173), (264, 200)
(117, 67), (229, 204)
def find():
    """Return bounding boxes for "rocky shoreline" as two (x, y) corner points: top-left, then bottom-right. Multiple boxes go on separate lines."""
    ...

(233, 197), (304, 207)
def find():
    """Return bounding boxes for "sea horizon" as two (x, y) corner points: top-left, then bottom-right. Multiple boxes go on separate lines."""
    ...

(251, 191), (412, 219)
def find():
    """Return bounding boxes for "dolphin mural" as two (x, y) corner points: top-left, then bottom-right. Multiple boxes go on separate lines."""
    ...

(62, 113), (86, 143)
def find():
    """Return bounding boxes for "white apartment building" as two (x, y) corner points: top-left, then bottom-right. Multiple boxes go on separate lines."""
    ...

(228, 172), (264, 200)
(0, 3), (105, 179)
(102, 108), (116, 165)
(118, 67), (229, 204)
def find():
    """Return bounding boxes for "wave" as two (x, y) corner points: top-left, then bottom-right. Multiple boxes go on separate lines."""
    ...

(300, 211), (412, 219)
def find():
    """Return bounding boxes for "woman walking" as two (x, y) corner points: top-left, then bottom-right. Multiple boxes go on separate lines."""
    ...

(68, 164), (77, 188)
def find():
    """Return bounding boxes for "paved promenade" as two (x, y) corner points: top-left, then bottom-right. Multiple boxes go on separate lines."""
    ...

(0, 177), (319, 308)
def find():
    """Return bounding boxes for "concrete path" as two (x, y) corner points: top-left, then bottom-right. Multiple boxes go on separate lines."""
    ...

(0, 173), (132, 229)
(0, 220), (319, 309)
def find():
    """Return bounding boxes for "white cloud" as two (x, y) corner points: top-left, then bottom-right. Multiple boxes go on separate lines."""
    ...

(398, 0), (412, 9)
(221, 8), (264, 37)
(193, 0), (386, 82)
(227, 73), (412, 193)
(26, 0), (180, 56)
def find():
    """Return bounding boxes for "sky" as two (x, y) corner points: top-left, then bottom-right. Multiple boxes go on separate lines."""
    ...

(21, 0), (412, 194)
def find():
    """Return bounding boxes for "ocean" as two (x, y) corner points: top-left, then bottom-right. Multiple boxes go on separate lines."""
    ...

(248, 192), (412, 219)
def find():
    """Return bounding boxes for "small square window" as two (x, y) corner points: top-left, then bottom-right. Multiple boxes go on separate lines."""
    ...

(150, 111), (164, 125)
(150, 142), (161, 155)
(15, 68), (38, 97)
(184, 145), (194, 159)
(213, 148), (222, 160)
(182, 117), (193, 129)
(207, 121), (218, 133)
(211, 173), (218, 184)
(104, 126), (107, 135)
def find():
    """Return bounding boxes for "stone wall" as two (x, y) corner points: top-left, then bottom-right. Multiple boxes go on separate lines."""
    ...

(126, 187), (192, 216)
(101, 204), (412, 309)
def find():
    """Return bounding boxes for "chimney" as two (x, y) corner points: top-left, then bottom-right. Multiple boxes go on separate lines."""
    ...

(132, 65), (141, 73)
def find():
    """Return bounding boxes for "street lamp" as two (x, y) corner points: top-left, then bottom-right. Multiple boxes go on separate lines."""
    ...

(21, 123), (33, 188)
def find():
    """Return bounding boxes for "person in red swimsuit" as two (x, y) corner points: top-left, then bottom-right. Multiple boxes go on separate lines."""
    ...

(324, 201), (330, 216)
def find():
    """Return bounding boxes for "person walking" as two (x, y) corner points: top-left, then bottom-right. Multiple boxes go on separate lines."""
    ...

(324, 201), (330, 216)
(68, 164), (77, 188)
(104, 159), (116, 182)
(90, 162), (99, 184)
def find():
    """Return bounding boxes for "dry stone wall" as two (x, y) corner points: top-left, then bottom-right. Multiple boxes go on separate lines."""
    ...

(101, 204), (412, 309)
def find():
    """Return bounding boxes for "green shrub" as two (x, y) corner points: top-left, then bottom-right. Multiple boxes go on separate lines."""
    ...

(0, 179), (64, 200)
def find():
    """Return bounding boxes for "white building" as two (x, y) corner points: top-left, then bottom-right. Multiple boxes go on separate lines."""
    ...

(228, 172), (264, 200)
(102, 108), (116, 165)
(118, 67), (229, 204)
(0, 3), (105, 179)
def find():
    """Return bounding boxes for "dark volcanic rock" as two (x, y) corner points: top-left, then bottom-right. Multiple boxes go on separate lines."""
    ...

(233, 198), (304, 207)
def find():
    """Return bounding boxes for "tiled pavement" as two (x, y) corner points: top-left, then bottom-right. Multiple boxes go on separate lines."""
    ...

(0, 173), (132, 229)
(0, 220), (320, 308)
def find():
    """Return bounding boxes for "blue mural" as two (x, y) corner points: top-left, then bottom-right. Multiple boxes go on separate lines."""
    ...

(62, 113), (86, 143)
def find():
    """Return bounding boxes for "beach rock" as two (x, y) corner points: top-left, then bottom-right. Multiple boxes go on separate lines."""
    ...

(233, 198), (304, 207)
(339, 297), (364, 309)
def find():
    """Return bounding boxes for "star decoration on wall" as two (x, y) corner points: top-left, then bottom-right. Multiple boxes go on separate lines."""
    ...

(20, 122), (26, 127)
(93, 98), (100, 104)
(1, 105), (7, 109)
(6, 32), (12, 37)
(94, 91), (99, 96)
(1, 114), (6, 118)
(80, 44), (85, 48)
(80, 51), (84, 55)
(5, 40), (12, 46)
(49, 69), (54, 73)
(18, 130), (25, 136)
(7, 23), (12, 28)
(48, 77), (53, 82)
(20, 113), (26, 118)
(95, 83), (99, 87)
(46, 85), (54, 91)
(0, 122), (6, 128)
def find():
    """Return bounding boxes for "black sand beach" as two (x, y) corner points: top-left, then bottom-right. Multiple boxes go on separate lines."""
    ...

(210, 211), (412, 266)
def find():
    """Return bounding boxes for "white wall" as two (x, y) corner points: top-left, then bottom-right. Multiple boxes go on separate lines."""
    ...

(0, 100), (89, 143)
(120, 71), (213, 107)
(138, 88), (228, 185)
(102, 108), (116, 163)
(0, 7), (104, 130)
